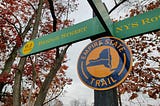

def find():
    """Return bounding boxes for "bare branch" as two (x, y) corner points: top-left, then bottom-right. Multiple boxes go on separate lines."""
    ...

(34, 44), (70, 106)
(47, 0), (60, 59)
(109, 0), (128, 14)
(21, 14), (34, 38)
(43, 87), (64, 105)
(28, 2), (36, 11)
(47, 0), (57, 32)
(0, 15), (21, 35)
(31, 0), (44, 39)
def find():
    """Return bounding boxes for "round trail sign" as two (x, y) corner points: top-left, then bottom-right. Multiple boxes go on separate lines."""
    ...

(22, 41), (34, 55)
(77, 36), (132, 90)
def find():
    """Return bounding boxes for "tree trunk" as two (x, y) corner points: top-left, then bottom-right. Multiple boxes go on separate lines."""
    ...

(13, 0), (44, 105)
(0, 47), (18, 100)
(34, 47), (69, 106)
(13, 57), (26, 106)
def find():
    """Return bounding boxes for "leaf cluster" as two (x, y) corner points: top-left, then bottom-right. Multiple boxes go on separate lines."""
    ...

(0, 0), (78, 105)
(118, 0), (160, 100)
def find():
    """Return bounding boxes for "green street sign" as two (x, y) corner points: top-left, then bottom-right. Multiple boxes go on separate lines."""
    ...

(19, 17), (105, 56)
(113, 7), (160, 39)
(19, 8), (160, 56)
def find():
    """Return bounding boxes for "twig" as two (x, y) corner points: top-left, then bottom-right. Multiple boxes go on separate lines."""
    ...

(43, 87), (64, 105)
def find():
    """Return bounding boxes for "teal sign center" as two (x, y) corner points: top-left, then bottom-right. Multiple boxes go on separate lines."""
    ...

(77, 36), (132, 90)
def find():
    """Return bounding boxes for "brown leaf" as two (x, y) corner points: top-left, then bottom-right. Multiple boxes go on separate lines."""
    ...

(129, 93), (138, 100)
(61, 64), (68, 70)
(143, 90), (147, 94)
(148, 90), (157, 99)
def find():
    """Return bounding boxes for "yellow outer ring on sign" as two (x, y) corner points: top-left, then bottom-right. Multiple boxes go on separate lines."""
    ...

(77, 36), (133, 90)
(22, 41), (34, 55)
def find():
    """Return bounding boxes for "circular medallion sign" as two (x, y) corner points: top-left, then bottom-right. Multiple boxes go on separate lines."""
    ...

(77, 36), (132, 90)
(22, 41), (34, 55)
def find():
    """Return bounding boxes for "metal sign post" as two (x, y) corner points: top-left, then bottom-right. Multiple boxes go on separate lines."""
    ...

(88, 1), (118, 105)
(87, 0), (113, 33)
(94, 88), (118, 106)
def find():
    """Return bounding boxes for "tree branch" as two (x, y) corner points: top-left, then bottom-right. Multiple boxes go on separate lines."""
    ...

(34, 44), (70, 106)
(47, 0), (57, 32)
(0, 15), (21, 35)
(114, 0), (118, 5)
(47, 0), (59, 59)
(31, 0), (44, 39)
(43, 87), (64, 105)
(109, 0), (128, 14)
(21, 13), (34, 38)
(13, 0), (44, 106)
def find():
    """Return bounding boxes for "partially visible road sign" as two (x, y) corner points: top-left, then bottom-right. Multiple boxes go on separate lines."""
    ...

(19, 8), (160, 56)
(19, 17), (105, 56)
(113, 7), (160, 38)
(77, 36), (132, 90)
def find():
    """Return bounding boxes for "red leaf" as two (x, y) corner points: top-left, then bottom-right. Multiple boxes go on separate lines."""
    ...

(62, 65), (68, 70)
(15, 35), (22, 47)
(129, 93), (138, 100)
(0, 72), (12, 83)
(148, 90), (157, 99)
(36, 79), (42, 87)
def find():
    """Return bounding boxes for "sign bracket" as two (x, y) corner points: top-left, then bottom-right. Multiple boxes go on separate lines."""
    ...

(87, 0), (113, 34)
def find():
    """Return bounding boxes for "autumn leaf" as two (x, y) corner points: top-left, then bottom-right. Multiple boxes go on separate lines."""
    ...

(118, 0), (160, 101)
(15, 35), (22, 47)
(129, 93), (138, 100)
(0, 0), (78, 105)
(148, 90), (157, 99)
(61, 64), (68, 70)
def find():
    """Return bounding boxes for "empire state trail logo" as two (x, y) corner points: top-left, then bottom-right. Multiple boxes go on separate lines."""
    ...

(77, 36), (132, 90)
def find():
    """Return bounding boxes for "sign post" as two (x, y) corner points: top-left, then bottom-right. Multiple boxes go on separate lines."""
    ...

(87, 0), (113, 33)
(94, 89), (118, 106)
(87, 1), (118, 106)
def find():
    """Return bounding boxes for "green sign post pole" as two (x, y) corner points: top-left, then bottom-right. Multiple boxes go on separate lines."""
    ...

(88, 0), (118, 106)
(87, 0), (113, 33)
(94, 89), (118, 106)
